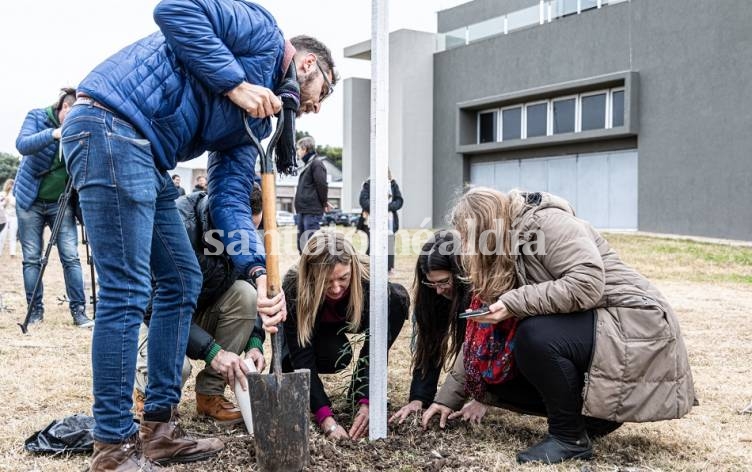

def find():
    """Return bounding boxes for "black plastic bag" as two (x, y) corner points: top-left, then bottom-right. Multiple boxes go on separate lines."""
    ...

(24, 414), (95, 454)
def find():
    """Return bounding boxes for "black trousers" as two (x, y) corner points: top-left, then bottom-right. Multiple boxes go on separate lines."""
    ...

(362, 228), (396, 271)
(484, 310), (619, 440)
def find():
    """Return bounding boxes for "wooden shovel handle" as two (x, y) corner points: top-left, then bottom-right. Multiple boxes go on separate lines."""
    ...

(261, 173), (280, 296)
(261, 172), (284, 375)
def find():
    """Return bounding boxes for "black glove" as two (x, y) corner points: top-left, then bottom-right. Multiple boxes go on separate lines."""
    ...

(274, 63), (300, 176)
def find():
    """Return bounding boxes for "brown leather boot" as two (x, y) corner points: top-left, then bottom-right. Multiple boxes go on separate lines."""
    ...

(140, 407), (223, 465)
(196, 392), (243, 425)
(133, 389), (145, 418)
(90, 434), (160, 471)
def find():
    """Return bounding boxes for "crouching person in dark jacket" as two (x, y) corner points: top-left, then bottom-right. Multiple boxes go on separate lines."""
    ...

(134, 184), (266, 426)
(283, 232), (409, 441)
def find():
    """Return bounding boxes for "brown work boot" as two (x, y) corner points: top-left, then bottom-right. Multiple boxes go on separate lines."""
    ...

(133, 389), (145, 418)
(140, 407), (223, 465)
(196, 392), (243, 425)
(90, 433), (160, 471)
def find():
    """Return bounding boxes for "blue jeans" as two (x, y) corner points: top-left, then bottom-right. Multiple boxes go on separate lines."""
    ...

(16, 200), (85, 312)
(62, 104), (202, 443)
(296, 213), (322, 253)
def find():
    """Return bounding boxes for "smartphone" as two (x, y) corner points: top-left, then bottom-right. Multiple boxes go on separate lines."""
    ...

(459, 307), (491, 319)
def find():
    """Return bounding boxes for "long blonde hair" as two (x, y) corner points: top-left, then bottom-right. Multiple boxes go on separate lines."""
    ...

(449, 187), (516, 304)
(2, 179), (13, 194)
(296, 232), (369, 346)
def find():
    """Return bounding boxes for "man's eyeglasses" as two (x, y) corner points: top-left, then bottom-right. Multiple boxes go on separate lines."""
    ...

(316, 58), (334, 102)
(421, 279), (452, 290)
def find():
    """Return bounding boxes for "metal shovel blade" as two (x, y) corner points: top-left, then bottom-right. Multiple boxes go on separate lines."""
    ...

(248, 368), (311, 472)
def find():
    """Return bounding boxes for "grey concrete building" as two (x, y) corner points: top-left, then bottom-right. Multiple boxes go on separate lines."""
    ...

(343, 29), (436, 228)
(344, 0), (752, 240)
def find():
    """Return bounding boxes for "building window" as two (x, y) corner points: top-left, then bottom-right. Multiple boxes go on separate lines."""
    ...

(612, 89), (625, 127)
(472, 83), (628, 145)
(581, 92), (607, 131)
(553, 97), (576, 134)
(478, 110), (497, 143)
(502, 106), (522, 140)
(526, 102), (547, 138)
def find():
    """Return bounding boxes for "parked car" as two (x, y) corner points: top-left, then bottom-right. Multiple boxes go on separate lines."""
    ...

(348, 210), (363, 227)
(335, 211), (352, 226)
(276, 210), (295, 226)
(322, 209), (341, 226)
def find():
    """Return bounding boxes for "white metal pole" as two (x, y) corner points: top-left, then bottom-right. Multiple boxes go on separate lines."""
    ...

(369, 0), (389, 440)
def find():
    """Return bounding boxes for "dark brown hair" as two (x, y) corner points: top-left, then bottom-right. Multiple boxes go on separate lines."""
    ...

(53, 87), (77, 112)
(290, 35), (339, 87)
(412, 230), (468, 375)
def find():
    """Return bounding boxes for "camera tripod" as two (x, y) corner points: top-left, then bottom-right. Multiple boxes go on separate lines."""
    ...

(18, 178), (97, 333)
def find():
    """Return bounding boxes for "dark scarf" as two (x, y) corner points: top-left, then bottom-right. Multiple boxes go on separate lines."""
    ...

(273, 60), (300, 175)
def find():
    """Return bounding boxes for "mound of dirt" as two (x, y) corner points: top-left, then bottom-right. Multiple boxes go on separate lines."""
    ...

(171, 413), (485, 471)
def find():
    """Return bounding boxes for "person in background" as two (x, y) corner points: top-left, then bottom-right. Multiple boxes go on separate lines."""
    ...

(60, 0), (338, 468)
(192, 174), (207, 193)
(283, 232), (409, 440)
(133, 184), (266, 426)
(293, 135), (330, 253)
(172, 174), (186, 196)
(0, 187), (6, 236)
(14, 88), (93, 328)
(423, 187), (695, 464)
(389, 230), (470, 423)
(358, 169), (403, 273)
(0, 179), (17, 257)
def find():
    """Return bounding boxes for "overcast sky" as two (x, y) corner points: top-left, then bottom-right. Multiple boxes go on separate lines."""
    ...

(0, 0), (466, 155)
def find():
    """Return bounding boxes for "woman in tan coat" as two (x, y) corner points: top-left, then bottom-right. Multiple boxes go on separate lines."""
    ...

(423, 187), (695, 464)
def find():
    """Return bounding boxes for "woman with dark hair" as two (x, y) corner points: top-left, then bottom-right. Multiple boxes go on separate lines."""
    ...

(283, 232), (409, 440)
(389, 230), (470, 423)
(423, 187), (695, 464)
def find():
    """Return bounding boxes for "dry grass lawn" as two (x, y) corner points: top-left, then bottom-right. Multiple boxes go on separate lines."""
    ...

(0, 226), (751, 471)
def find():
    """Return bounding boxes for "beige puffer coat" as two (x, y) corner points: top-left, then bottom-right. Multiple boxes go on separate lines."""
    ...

(436, 192), (695, 422)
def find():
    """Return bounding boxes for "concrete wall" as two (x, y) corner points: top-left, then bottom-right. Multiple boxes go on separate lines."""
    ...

(438, 0), (531, 32)
(342, 30), (435, 228)
(342, 78), (371, 212)
(389, 30), (435, 228)
(433, 0), (752, 240)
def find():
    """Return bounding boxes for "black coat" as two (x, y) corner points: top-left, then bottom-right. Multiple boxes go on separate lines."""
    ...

(358, 179), (403, 232)
(294, 153), (328, 215)
(408, 289), (471, 407)
(282, 268), (410, 413)
(170, 192), (263, 361)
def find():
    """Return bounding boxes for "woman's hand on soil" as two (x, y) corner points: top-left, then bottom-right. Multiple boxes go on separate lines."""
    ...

(321, 417), (349, 441)
(447, 400), (488, 425)
(389, 400), (423, 424)
(421, 403), (453, 430)
(349, 404), (369, 440)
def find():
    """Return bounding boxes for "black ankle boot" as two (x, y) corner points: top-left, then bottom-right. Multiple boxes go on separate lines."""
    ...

(516, 433), (592, 464)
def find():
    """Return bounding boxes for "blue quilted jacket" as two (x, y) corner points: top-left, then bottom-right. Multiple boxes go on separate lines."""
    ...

(14, 108), (60, 211)
(74, 0), (286, 274)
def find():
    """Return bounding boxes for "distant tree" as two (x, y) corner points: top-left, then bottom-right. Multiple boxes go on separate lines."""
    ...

(0, 152), (20, 183)
(316, 144), (342, 170)
(295, 130), (342, 170)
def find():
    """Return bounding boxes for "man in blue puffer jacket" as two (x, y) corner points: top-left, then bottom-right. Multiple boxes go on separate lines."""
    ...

(14, 88), (93, 328)
(60, 1), (337, 469)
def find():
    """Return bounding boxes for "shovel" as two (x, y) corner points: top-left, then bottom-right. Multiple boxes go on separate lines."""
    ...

(244, 113), (311, 471)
